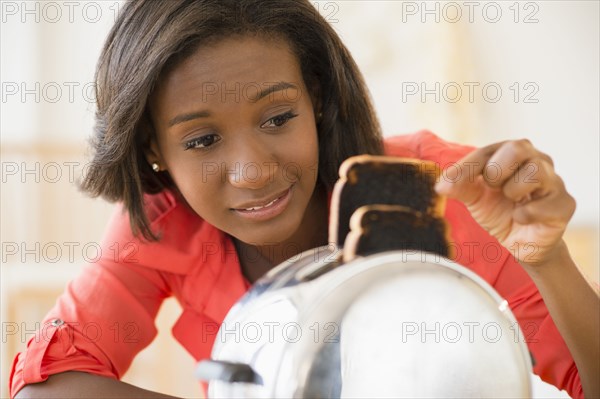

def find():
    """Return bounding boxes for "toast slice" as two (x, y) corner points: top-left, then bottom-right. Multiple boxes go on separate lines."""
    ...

(342, 205), (453, 262)
(329, 155), (445, 248)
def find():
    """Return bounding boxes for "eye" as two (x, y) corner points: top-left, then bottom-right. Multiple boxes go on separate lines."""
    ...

(184, 134), (221, 150)
(260, 111), (298, 129)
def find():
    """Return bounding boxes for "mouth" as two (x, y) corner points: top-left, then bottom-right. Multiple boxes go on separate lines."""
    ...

(232, 186), (293, 221)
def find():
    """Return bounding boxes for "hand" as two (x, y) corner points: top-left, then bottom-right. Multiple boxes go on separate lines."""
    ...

(435, 139), (576, 266)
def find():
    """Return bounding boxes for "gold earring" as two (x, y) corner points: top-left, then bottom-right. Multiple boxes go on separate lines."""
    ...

(152, 162), (160, 172)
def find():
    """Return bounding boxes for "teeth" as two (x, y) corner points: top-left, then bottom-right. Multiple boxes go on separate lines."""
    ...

(246, 198), (277, 211)
(244, 197), (279, 211)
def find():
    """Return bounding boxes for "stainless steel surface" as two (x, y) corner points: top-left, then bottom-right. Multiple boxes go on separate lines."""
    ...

(199, 249), (532, 398)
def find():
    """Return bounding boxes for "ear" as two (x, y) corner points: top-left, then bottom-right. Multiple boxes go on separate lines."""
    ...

(141, 108), (167, 172)
(144, 138), (166, 172)
(308, 81), (322, 120)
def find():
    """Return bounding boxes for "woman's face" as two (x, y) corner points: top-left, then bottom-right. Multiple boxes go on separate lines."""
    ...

(148, 36), (320, 246)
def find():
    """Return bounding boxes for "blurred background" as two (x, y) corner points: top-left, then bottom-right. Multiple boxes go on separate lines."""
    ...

(1, 1), (598, 398)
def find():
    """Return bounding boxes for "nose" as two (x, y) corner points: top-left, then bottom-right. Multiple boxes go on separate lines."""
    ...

(226, 137), (279, 189)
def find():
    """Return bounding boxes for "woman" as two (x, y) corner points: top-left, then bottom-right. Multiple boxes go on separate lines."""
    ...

(11, 0), (599, 398)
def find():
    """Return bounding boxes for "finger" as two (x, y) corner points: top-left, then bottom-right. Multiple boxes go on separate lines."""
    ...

(512, 179), (576, 225)
(435, 141), (506, 202)
(485, 139), (554, 189)
(501, 157), (554, 204)
(436, 139), (552, 201)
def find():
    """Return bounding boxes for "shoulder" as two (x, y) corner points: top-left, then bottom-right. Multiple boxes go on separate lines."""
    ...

(384, 130), (476, 165)
(101, 190), (228, 274)
(103, 190), (194, 244)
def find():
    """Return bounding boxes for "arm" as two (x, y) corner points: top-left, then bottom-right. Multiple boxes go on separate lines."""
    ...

(522, 241), (599, 399)
(15, 371), (178, 399)
(10, 243), (171, 398)
(436, 139), (599, 398)
(9, 196), (199, 399)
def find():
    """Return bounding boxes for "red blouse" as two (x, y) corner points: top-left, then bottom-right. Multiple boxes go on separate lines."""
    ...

(9, 131), (583, 398)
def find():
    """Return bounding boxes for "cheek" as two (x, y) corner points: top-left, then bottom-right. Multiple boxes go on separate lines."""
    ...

(277, 142), (318, 187)
(298, 125), (320, 180)
(164, 157), (221, 209)
(303, 144), (320, 184)
(176, 173), (228, 226)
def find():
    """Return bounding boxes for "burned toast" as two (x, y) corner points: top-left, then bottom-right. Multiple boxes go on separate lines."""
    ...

(342, 205), (453, 262)
(329, 155), (445, 249)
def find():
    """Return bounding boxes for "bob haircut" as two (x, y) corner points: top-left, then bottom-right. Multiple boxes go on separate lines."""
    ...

(81, 0), (383, 241)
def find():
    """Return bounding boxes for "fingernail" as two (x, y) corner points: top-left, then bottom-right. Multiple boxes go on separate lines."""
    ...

(434, 180), (448, 194)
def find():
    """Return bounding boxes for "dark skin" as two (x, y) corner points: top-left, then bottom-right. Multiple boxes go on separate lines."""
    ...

(15, 372), (178, 399)
(146, 36), (328, 271)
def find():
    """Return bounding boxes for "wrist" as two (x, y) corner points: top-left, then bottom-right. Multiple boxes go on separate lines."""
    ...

(519, 239), (573, 276)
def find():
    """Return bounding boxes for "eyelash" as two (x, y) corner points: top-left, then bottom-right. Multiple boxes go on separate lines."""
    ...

(260, 110), (298, 129)
(184, 135), (220, 150)
(184, 111), (299, 150)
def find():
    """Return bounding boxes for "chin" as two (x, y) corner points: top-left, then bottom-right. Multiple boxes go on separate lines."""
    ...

(237, 221), (299, 247)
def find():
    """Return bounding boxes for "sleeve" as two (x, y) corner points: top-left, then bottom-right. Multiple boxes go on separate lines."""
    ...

(492, 255), (584, 399)
(385, 130), (583, 399)
(9, 206), (171, 398)
(446, 197), (582, 399)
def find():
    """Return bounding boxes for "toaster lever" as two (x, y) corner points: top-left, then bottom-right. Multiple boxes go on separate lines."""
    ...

(195, 359), (263, 384)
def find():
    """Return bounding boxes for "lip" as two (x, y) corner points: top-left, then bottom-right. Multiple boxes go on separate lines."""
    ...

(232, 186), (293, 221)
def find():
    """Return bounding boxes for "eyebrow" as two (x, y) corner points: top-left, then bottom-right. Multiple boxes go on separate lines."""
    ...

(252, 81), (298, 102)
(167, 82), (298, 128)
(168, 110), (210, 128)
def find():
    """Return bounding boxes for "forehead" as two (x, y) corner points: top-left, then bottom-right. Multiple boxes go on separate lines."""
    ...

(156, 35), (304, 97)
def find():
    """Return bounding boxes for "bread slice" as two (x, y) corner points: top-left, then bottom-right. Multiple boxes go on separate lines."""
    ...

(342, 205), (453, 262)
(329, 155), (445, 248)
